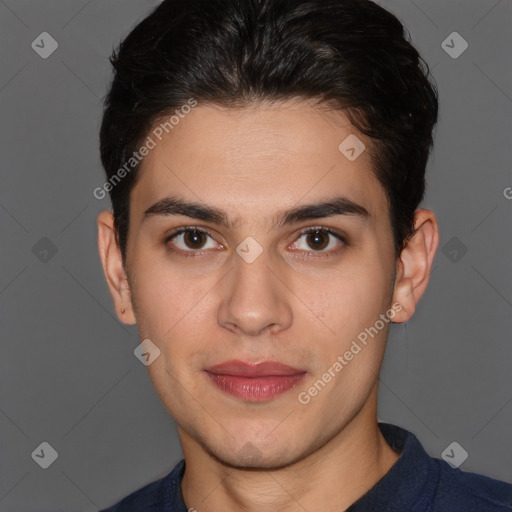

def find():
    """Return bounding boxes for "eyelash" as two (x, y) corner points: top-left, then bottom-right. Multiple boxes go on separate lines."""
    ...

(290, 226), (347, 258)
(164, 226), (347, 259)
(164, 226), (222, 259)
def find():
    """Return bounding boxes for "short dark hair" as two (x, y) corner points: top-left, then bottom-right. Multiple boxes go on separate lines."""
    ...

(100, 0), (438, 266)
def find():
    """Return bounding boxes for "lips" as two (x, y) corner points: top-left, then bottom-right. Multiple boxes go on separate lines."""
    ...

(207, 360), (305, 376)
(205, 360), (307, 402)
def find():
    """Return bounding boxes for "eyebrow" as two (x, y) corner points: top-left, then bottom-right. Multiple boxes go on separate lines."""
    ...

(142, 195), (370, 228)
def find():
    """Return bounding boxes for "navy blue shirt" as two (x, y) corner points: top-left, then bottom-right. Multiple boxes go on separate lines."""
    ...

(100, 423), (512, 511)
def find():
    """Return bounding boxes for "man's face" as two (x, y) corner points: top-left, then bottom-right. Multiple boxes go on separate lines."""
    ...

(124, 100), (398, 468)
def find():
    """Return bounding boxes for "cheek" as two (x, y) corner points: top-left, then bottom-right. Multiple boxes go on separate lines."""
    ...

(297, 266), (391, 410)
(130, 260), (219, 385)
(293, 261), (391, 341)
(130, 255), (216, 337)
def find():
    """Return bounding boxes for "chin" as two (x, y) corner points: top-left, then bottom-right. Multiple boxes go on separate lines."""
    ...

(204, 438), (303, 471)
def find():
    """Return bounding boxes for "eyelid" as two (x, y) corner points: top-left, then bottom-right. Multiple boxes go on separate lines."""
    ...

(164, 226), (224, 255)
(288, 226), (347, 254)
(165, 225), (213, 240)
(296, 225), (347, 241)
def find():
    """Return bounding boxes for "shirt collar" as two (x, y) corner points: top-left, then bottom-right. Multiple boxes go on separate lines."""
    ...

(347, 423), (438, 512)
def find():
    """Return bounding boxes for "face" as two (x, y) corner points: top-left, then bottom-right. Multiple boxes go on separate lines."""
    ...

(119, 100), (401, 468)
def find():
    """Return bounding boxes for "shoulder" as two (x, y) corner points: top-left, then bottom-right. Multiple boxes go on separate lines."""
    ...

(99, 460), (186, 512)
(431, 458), (512, 511)
(376, 423), (511, 512)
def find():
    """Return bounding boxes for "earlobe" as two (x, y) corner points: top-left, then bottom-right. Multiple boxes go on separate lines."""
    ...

(97, 210), (137, 325)
(391, 209), (439, 324)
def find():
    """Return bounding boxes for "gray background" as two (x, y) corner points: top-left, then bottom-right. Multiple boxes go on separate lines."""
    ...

(0, 0), (511, 510)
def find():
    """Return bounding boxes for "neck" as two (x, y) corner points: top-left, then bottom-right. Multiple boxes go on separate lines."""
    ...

(180, 392), (399, 512)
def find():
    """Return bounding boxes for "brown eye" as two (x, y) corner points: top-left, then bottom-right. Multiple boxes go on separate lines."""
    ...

(305, 230), (330, 251)
(290, 227), (345, 254)
(183, 229), (208, 249)
(167, 228), (221, 253)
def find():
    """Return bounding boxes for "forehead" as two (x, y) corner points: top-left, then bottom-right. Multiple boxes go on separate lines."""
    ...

(130, 100), (388, 223)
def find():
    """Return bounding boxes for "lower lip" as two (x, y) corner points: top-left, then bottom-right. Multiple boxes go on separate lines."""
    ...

(205, 372), (306, 402)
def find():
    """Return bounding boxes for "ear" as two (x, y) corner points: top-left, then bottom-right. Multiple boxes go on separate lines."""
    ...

(391, 209), (439, 323)
(97, 210), (137, 325)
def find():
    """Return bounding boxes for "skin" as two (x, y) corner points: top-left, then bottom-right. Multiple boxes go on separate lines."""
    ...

(98, 99), (439, 512)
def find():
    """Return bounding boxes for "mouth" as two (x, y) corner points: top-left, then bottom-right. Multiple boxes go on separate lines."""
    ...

(204, 360), (307, 402)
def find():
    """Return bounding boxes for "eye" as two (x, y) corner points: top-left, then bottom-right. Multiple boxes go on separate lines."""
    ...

(290, 228), (345, 253)
(166, 228), (222, 253)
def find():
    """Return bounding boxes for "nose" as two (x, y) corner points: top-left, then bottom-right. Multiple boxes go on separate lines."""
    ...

(217, 252), (293, 337)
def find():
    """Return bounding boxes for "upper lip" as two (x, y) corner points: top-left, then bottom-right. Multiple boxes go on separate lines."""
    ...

(206, 360), (306, 377)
